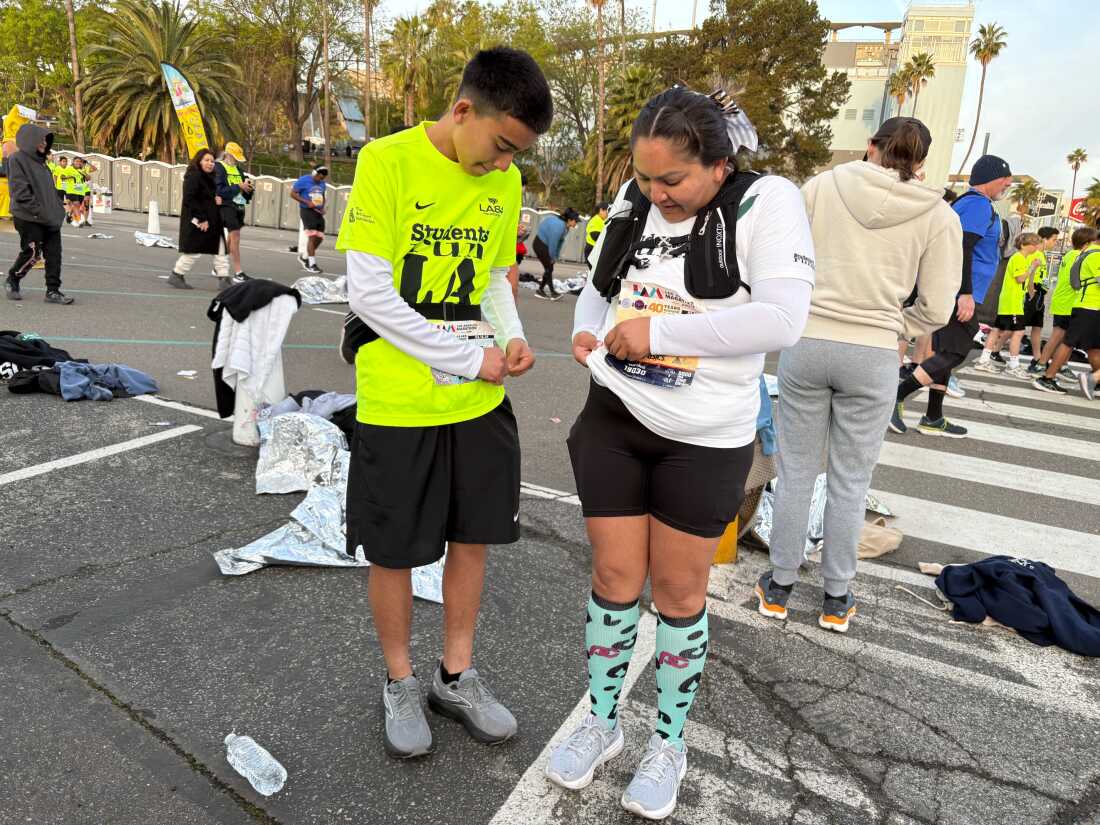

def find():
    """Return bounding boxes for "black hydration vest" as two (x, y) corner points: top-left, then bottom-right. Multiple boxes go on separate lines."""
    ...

(590, 171), (764, 301)
(1070, 248), (1099, 293)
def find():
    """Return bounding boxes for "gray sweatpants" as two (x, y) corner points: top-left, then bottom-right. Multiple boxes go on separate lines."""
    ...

(770, 337), (899, 596)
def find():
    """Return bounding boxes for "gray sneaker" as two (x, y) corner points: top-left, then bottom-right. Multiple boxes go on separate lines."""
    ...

(381, 675), (432, 759)
(545, 713), (624, 790)
(1080, 371), (1097, 402)
(427, 665), (517, 744)
(620, 734), (688, 820)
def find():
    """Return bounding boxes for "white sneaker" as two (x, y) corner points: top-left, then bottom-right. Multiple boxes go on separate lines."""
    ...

(1006, 365), (1031, 379)
(545, 714), (624, 790)
(620, 734), (688, 820)
(945, 375), (965, 398)
(972, 360), (1001, 373)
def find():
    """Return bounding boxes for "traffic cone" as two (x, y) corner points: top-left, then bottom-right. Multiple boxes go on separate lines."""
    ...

(147, 200), (161, 235)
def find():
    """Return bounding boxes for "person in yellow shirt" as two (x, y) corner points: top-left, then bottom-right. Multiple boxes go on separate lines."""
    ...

(1023, 226), (1060, 374)
(584, 201), (608, 263)
(974, 233), (1041, 378)
(1034, 230), (1100, 395)
(335, 47), (551, 760)
(1033, 227), (1094, 386)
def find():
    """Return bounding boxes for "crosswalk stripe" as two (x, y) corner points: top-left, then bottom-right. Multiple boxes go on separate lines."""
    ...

(903, 393), (1099, 432)
(893, 416), (1098, 460)
(876, 442), (1100, 506)
(867, 488), (1100, 579)
(956, 376), (1099, 411)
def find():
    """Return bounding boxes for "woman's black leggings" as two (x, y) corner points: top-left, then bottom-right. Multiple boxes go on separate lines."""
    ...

(533, 237), (554, 290)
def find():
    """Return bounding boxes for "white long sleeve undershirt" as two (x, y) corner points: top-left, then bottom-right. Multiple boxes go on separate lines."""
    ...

(572, 276), (811, 358)
(346, 250), (525, 380)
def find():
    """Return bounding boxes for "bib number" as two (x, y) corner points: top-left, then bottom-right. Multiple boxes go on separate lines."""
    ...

(608, 280), (700, 388)
(430, 320), (495, 385)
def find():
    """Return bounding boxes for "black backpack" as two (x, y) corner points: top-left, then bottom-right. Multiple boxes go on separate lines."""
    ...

(590, 171), (764, 301)
(1070, 248), (1099, 292)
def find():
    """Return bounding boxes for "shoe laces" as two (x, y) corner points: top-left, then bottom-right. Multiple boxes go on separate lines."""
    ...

(457, 674), (497, 708)
(563, 716), (609, 758)
(635, 739), (680, 785)
(387, 681), (419, 721)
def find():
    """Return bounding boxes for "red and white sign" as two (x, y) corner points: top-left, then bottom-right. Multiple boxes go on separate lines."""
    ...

(1069, 198), (1088, 222)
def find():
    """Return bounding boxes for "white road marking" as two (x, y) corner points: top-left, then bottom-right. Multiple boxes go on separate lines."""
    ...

(903, 393), (1099, 432)
(893, 416), (1099, 461)
(877, 441), (1100, 505)
(311, 307), (347, 315)
(957, 377), (1099, 410)
(133, 394), (224, 420)
(0, 425), (202, 486)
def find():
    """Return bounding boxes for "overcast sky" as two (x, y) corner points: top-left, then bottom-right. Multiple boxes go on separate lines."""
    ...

(378, 0), (1096, 197)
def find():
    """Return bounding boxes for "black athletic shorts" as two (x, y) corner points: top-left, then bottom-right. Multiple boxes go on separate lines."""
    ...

(345, 398), (521, 569)
(994, 314), (1025, 332)
(220, 204), (246, 231)
(300, 208), (326, 234)
(932, 307), (981, 357)
(1066, 308), (1100, 351)
(64, 193), (84, 203)
(1053, 314), (1072, 331)
(567, 381), (754, 539)
(1023, 289), (1046, 328)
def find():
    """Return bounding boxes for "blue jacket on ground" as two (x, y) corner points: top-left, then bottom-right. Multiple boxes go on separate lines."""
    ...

(536, 214), (568, 260)
(936, 555), (1100, 657)
(57, 362), (158, 401)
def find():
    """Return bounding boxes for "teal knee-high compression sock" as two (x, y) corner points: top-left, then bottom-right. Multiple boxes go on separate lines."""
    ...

(585, 591), (639, 729)
(654, 607), (708, 748)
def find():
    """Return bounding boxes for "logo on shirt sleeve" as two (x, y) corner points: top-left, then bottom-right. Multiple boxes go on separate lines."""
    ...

(794, 253), (815, 269)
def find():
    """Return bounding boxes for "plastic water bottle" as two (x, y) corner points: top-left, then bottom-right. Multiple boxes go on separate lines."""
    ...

(224, 733), (287, 796)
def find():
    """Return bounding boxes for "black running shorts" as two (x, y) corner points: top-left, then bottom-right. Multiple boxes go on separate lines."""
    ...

(567, 381), (754, 539)
(1023, 290), (1046, 328)
(932, 308), (981, 357)
(994, 314), (1025, 332)
(1053, 314), (1072, 331)
(220, 205), (246, 231)
(1066, 308), (1100, 351)
(300, 208), (326, 234)
(345, 398), (521, 569)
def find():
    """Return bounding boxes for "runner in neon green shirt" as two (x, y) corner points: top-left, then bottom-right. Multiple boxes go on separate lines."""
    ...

(1033, 228), (1100, 394)
(1035, 227), (1093, 381)
(1023, 226), (1059, 374)
(976, 232), (1040, 377)
(335, 47), (553, 760)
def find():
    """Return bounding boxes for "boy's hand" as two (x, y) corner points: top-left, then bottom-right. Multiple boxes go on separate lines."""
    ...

(478, 346), (508, 385)
(572, 331), (600, 366)
(505, 339), (535, 377)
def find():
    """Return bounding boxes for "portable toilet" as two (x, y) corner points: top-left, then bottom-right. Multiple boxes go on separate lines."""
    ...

(110, 158), (143, 212)
(167, 164), (187, 216)
(279, 179), (300, 230)
(141, 160), (173, 213)
(330, 185), (352, 234)
(84, 153), (114, 191)
(250, 176), (283, 228)
(560, 221), (587, 264)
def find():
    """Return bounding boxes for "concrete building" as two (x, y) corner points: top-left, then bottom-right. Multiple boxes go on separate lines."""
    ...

(822, 3), (974, 188)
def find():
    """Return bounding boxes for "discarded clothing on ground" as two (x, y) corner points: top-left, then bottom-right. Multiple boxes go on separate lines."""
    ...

(520, 276), (586, 295)
(134, 231), (177, 249)
(6, 367), (63, 396)
(209, 281), (301, 417)
(264, 391), (357, 441)
(751, 474), (895, 558)
(932, 556), (1100, 657)
(0, 330), (81, 380)
(55, 361), (158, 401)
(254, 412), (348, 495)
(291, 275), (347, 304)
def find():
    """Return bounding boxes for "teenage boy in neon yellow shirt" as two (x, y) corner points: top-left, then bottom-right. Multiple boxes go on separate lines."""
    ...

(1035, 232), (1100, 395)
(336, 47), (552, 759)
(976, 233), (1041, 377)
(1033, 227), (1095, 387)
(1023, 226), (1059, 374)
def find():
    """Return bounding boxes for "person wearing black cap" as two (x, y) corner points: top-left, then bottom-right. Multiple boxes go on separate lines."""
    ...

(756, 117), (960, 633)
(291, 166), (330, 273)
(891, 154), (1014, 438)
(532, 206), (579, 299)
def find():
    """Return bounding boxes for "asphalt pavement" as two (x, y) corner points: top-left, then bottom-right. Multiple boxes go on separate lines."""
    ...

(2, 210), (1099, 825)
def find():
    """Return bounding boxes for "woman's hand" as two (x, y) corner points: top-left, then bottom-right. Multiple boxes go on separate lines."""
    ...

(198, 220), (210, 232)
(215, 195), (223, 206)
(604, 317), (651, 361)
(572, 331), (600, 367)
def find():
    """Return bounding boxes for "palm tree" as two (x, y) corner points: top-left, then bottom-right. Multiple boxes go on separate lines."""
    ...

(888, 69), (910, 115)
(1067, 148), (1088, 206)
(1012, 178), (1042, 220)
(1084, 178), (1100, 228)
(64, 0), (84, 152)
(956, 22), (1008, 175)
(589, 0), (608, 202)
(905, 52), (935, 117)
(361, 0), (376, 141)
(586, 64), (662, 194)
(381, 16), (431, 128)
(81, 0), (241, 160)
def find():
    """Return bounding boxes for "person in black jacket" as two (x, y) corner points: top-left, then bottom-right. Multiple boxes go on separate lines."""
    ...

(169, 148), (229, 290)
(5, 124), (73, 304)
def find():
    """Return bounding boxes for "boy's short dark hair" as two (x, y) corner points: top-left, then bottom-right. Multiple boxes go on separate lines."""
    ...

(1071, 227), (1098, 249)
(1037, 226), (1059, 239)
(457, 47), (553, 135)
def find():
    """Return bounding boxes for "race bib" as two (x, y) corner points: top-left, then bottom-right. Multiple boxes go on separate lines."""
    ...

(310, 190), (324, 206)
(606, 280), (700, 389)
(430, 319), (496, 385)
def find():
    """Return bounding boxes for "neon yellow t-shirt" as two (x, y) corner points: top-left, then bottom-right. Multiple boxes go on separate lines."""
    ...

(57, 166), (82, 194)
(998, 252), (1030, 316)
(1050, 249), (1081, 316)
(336, 122), (521, 427)
(1074, 243), (1100, 311)
(586, 213), (605, 246)
(1028, 250), (1048, 287)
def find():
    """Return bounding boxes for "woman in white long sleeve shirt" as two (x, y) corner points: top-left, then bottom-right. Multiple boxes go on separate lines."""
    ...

(543, 86), (815, 820)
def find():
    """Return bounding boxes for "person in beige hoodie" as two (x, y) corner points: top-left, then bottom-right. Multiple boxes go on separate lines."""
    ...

(754, 117), (961, 633)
